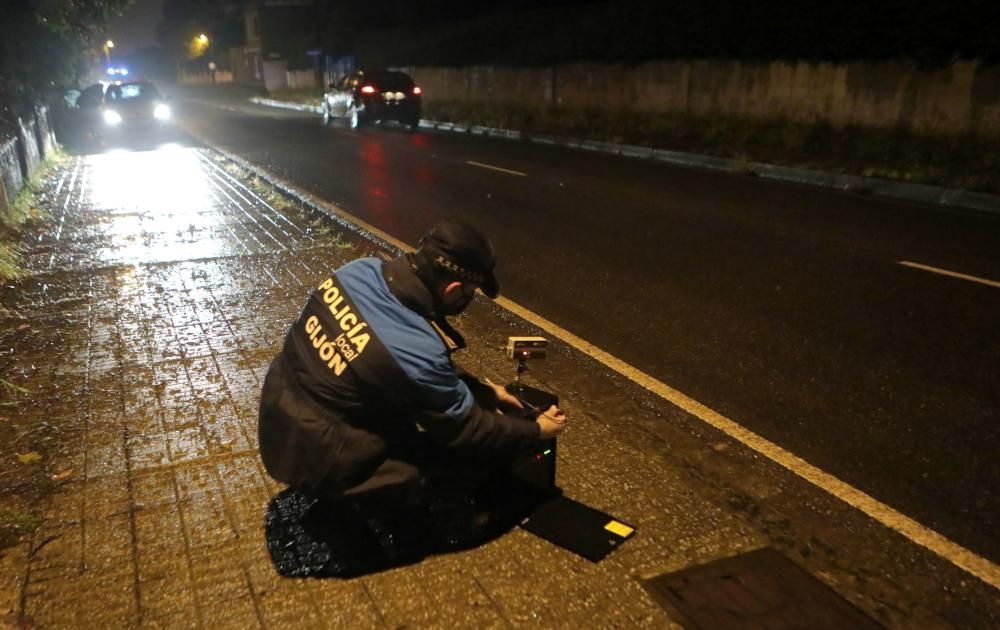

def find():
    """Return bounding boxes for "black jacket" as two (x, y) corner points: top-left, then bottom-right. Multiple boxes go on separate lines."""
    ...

(257, 255), (540, 499)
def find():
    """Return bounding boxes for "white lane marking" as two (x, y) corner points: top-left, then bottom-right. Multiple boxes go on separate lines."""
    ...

(899, 260), (1000, 289)
(197, 141), (1000, 593)
(493, 297), (1000, 592)
(466, 160), (527, 177)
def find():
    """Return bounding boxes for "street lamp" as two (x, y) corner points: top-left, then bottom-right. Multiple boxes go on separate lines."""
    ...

(103, 39), (115, 65)
(189, 33), (210, 58)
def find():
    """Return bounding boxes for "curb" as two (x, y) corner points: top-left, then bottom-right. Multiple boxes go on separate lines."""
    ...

(425, 121), (1000, 215)
(198, 143), (411, 257)
(249, 97), (323, 115)
(247, 96), (1000, 215)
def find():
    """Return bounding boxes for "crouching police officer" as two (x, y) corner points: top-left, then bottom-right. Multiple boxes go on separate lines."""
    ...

(257, 221), (567, 519)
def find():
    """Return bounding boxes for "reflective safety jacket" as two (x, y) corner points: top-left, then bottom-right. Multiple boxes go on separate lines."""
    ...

(257, 256), (540, 499)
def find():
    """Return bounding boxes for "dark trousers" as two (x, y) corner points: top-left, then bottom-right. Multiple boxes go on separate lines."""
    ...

(307, 432), (518, 516)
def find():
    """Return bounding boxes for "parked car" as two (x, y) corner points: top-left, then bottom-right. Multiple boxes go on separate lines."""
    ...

(52, 83), (109, 149)
(322, 70), (422, 130)
(76, 83), (106, 110)
(101, 80), (172, 132)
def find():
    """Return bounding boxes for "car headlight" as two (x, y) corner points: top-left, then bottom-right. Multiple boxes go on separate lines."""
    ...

(153, 104), (171, 121)
(103, 109), (122, 125)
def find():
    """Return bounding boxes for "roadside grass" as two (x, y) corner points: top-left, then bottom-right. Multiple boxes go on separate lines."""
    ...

(0, 244), (22, 282)
(421, 101), (1000, 194)
(268, 87), (323, 107)
(0, 398), (61, 555)
(211, 153), (351, 248)
(0, 379), (29, 406)
(0, 509), (42, 548)
(0, 152), (61, 282)
(0, 151), (88, 569)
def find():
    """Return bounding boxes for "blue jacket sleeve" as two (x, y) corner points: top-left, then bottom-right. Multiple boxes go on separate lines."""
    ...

(409, 359), (540, 454)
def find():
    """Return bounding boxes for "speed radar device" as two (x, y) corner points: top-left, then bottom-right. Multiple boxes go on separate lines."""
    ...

(507, 336), (548, 392)
(502, 335), (637, 562)
(507, 336), (548, 361)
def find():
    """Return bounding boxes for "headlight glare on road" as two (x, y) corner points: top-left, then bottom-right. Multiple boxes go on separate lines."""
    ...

(103, 109), (122, 125)
(154, 104), (171, 121)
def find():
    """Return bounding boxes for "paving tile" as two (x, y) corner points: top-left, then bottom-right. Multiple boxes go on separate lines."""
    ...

(139, 605), (201, 629)
(306, 581), (383, 628)
(62, 568), (137, 627)
(43, 482), (84, 523)
(191, 560), (253, 604)
(22, 596), (78, 629)
(83, 472), (132, 518)
(203, 413), (253, 454)
(24, 565), (83, 594)
(127, 433), (172, 470)
(28, 522), (83, 570)
(164, 427), (210, 463)
(199, 594), (263, 629)
(256, 583), (321, 627)
(132, 470), (180, 509)
(216, 455), (270, 498)
(134, 504), (186, 559)
(137, 553), (189, 585)
(85, 439), (129, 480)
(139, 573), (197, 619)
(173, 462), (221, 498)
(82, 513), (134, 572)
(466, 539), (531, 582)
(181, 491), (238, 549)
(472, 576), (563, 628)
(417, 567), (507, 627)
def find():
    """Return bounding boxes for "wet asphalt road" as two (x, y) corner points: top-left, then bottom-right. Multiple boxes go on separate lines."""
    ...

(172, 96), (1000, 563)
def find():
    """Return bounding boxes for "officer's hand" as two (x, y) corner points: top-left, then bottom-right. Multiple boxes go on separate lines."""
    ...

(491, 383), (523, 410)
(536, 405), (568, 439)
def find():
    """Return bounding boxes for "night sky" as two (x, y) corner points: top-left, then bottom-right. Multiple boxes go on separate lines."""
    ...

(107, 0), (165, 55)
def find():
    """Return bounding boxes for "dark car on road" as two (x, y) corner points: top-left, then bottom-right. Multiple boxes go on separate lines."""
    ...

(322, 70), (422, 130)
(101, 80), (172, 132)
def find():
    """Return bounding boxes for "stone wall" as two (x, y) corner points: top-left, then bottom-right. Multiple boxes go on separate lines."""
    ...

(17, 115), (41, 179)
(179, 70), (236, 85)
(35, 105), (56, 159)
(0, 107), (56, 211)
(405, 60), (1000, 136)
(0, 137), (22, 211)
(286, 69), (317, 90)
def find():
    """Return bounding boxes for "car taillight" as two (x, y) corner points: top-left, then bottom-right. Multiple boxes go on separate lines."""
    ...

(360, 85), (376, 94)
(413, 86), (422, 95)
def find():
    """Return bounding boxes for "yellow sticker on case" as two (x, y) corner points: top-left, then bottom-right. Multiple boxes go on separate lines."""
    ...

(604, 520), (634, 538)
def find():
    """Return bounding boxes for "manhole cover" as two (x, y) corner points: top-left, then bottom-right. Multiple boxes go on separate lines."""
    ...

(642, 547), (882, 629)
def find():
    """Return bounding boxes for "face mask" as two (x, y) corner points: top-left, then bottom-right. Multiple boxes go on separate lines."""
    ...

(441, 283), (476, 315)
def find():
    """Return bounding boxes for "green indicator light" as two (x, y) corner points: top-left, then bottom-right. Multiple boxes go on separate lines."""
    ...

(543, 449), (552, 455)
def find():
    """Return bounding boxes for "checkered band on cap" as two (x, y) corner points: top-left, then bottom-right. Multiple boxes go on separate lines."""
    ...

(434, 255), (486, 285)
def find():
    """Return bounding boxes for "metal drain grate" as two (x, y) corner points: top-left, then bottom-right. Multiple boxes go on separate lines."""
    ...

(642, 547), (883, 629)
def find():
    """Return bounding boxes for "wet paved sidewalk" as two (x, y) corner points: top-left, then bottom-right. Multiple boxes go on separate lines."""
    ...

(0, 147), (672, 628)
(1, 146), (998, 628)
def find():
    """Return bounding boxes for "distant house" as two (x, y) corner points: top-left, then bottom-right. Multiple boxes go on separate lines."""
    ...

(233, 0), (321, 91)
